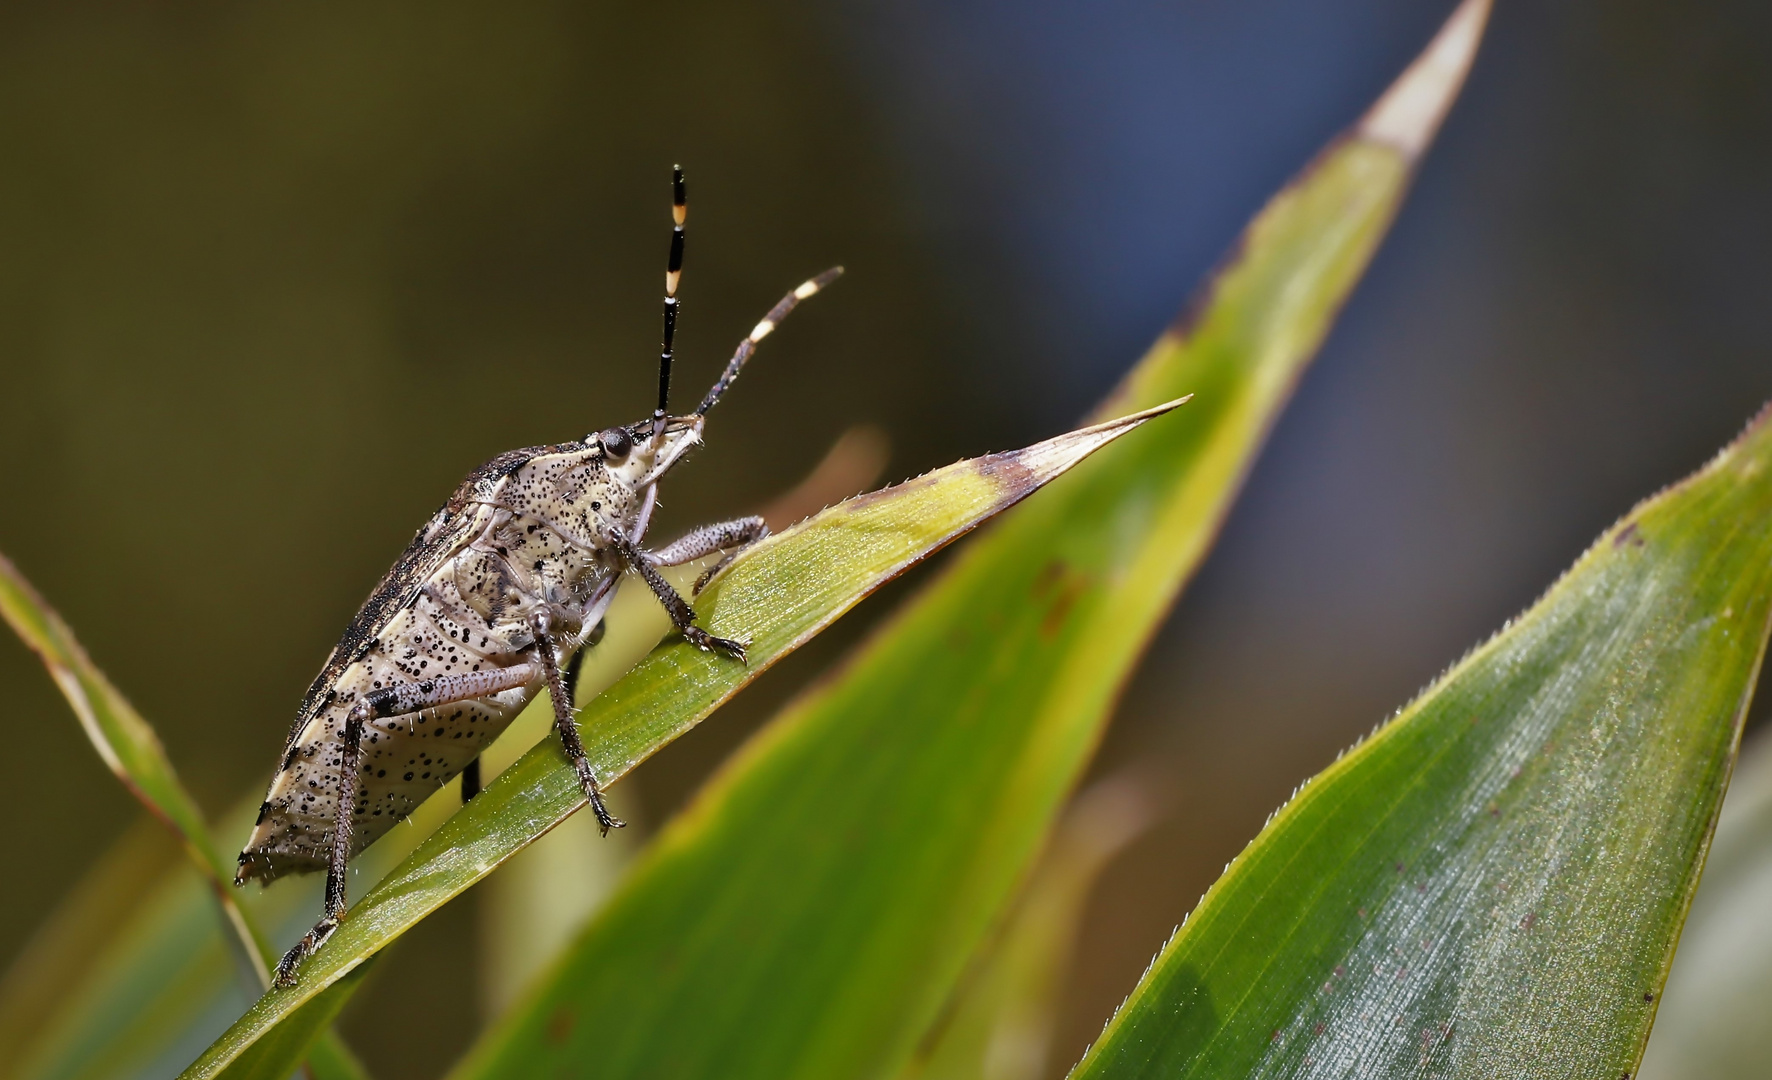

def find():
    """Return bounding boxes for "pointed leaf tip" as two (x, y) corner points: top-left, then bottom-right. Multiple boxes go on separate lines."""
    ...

(1009, 395), (1193, 486)
(1359, 0), (1490, 158)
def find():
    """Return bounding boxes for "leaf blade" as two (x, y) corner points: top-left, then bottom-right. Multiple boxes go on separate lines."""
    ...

(0, 555), (225, 885)
(1068, 415), (1772, 1075)
(1634, 729), (1772, 1078)
(900, 774), (1159, 1080)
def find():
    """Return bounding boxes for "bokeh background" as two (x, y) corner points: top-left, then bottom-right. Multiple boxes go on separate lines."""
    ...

(2, 1), (1770, 1076)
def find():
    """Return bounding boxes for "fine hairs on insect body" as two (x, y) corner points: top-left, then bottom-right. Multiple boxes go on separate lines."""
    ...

(237, 166), (842, 986)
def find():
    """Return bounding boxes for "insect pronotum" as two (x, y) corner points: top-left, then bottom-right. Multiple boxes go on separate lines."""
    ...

(237, 166), (842, 986)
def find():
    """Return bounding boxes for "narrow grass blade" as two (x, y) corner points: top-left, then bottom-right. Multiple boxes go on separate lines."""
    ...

(214, 964), (377, 1080)
(1636, 730), (1772, 1079)
(0, 555), (236, 904)
(177, 401), (1190, 1080)
(1069, 406), (1772, 1077)
(0, 555), (369, 1079)
(450, 5), (1487, 1079)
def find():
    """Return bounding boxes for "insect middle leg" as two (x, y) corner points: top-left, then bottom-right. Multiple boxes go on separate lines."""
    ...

(646, 515), (770, 594)
(528, 615), (625, 835)
(274, 664), (541, 986)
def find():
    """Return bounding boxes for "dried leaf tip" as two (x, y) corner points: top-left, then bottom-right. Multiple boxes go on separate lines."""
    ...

(1006, 395), (1193, 484)
(1358, 0), (1490, 159)
(1072, 394), (1194, 442)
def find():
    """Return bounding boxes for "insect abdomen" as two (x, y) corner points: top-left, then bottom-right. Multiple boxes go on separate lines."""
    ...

(238, 602), (542, 883)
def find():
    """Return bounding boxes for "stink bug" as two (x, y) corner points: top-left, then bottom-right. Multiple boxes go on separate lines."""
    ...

(238, 166), (841, 985)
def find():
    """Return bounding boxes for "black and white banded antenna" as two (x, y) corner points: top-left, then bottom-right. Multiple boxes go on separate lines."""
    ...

(696, 264), (845, 416)
(655, 165), (687, 438)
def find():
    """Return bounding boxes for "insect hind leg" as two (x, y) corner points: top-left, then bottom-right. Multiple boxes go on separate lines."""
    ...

(273, 663), (543, 986)
(275, 702), (367, 987)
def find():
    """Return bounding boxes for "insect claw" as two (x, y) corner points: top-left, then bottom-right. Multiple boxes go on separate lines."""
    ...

(590, 791), (627, 836)
(274, 914), (341, 987)
(682, 626), (748, 662)
(711, 635), (749, 663)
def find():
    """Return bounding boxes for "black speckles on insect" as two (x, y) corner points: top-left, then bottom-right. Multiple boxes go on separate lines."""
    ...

(240, 439), (660, 880)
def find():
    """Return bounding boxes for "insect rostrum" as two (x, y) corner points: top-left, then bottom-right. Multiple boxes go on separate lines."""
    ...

(237, 166), (842, 987)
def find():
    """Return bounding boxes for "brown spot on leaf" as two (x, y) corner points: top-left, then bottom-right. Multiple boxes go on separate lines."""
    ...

(1040, 574), (1089, 639)
(548, 1005), (575, 1044)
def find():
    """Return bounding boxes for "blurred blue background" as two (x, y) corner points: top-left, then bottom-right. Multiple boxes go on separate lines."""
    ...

(1, 1), (1768, 1075)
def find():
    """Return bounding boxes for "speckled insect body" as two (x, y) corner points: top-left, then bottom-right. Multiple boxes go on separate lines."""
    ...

(238, 167), (841, 985)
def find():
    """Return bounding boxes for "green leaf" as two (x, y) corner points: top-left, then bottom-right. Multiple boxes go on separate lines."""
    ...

(448, 5), (1485, 1078)
(0, 554), (237, 910)
(1068, 404), (1772, 1070)
(177, 400), (1191, 1080)
(899, 773), (1158, 1080)
(0, 818), (233, 1080)
(476, 778), (642, 1019)
(0, 554), (372, 1080)
(1636, 729), (1772, 1079)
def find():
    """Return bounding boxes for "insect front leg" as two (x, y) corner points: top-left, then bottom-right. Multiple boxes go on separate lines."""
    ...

(645, 515), (770, 594)
(274, 663), (542, 986)
(529, 615), (625, 835)
(608, 530), (749, 661)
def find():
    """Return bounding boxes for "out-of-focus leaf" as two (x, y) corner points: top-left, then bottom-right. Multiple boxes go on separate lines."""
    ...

(11, 859), (238, 1080)
(902, 775), (1158, 1080)
(178, 400), (1189, 1080)
(1636, 728), (1772, 1079)
(0, 553), (368, 1071)
(477, 786), (642, 1020)
(449, 5), (1484, 1079)
(0, 799), (333, 1080)
(758, 424), (893, 531)
(1069, 425), (1772, 1069)
(0, 556), (246, 941)
(0, 553), (256, 964)
(0, 818), (213, 1080)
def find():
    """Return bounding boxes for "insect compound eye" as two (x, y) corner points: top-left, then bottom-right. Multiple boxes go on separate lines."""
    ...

(598, 426), (634, 461)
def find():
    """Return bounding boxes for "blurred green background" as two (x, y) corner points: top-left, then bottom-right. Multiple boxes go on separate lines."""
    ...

(2, 1), (1769, 1077)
